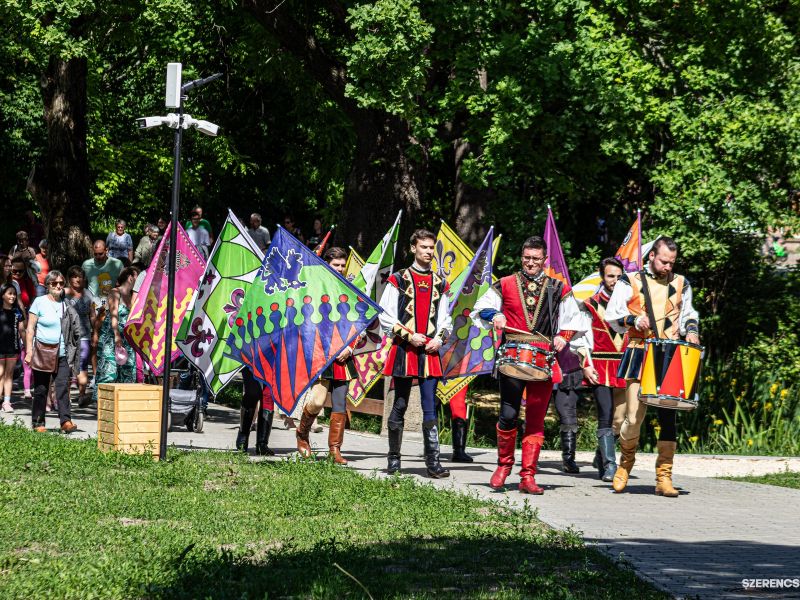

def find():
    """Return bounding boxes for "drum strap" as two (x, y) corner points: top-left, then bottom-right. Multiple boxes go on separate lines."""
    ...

(639, 270), (661, 340)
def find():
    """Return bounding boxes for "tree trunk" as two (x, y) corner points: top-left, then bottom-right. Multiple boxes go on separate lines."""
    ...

(26, 56), (92, 271)
(338, 110), (425, 255)
(452, 138), (492, 249)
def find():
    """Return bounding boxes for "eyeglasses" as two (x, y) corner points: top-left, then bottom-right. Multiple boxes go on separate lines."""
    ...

(50, 281), (66, 288)
(522, 256), (546, 263)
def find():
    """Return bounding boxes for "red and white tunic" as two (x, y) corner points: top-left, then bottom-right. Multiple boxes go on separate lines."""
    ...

(569, 287), (628, 388)
(377, 266), (453, 378)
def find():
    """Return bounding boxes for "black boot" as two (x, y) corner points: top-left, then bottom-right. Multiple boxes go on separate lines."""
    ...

(387, 419), (403, 474)
(597, 428), (617, 482)
(423, 420), (450, 479)
(560, 429), (580, 473)
(236, 404), (257, 452)
(451, 418), (473, 463)
(256, 409), (275, 456)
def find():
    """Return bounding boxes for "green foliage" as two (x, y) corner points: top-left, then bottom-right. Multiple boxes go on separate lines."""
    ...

(724, 470), (800, 490)
(344, 0), (434, 116)
(0, 423), (667, 599)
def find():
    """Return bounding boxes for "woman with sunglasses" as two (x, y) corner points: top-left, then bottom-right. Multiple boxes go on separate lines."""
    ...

(24, 271), (82, 433)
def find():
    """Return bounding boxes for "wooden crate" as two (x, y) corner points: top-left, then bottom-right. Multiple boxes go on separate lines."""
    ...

(97, 383), (163, 459)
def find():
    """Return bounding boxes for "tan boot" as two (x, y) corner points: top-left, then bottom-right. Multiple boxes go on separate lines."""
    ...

(655, 441), (679, 497)
(295, 407), (316, 457)
(612, 436), (639, 493)
(328, 412), (348, 465)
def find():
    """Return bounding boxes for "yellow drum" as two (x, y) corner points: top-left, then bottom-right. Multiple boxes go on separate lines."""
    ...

(639, 339), (704, 411)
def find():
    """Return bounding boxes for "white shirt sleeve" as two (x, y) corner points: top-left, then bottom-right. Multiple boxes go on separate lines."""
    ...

(568, 301), (594, 360)
(558, 292), (584, 333)
(434, 287), (453, 340)
(470, 286), (502, 328)
(605, 278), (634, 334)
(679, 281), (700, 336)
(377, 282), (400, 336)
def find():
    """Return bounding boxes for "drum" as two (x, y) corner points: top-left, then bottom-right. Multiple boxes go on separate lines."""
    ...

(639, 339), (704, 411)
(496, 341), (554, 381)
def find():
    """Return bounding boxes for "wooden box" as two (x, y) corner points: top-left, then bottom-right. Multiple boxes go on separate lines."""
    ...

(97, 383), (163, 459)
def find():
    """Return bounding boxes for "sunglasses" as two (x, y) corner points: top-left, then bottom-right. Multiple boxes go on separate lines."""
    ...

(11, 269), (23, 275)
(49, 281), (66, 287)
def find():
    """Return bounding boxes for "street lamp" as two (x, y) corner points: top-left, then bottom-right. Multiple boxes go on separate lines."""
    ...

(137, 62), (221, 460)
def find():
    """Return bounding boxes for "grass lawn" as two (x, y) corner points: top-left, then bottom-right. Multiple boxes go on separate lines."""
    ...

(722, 471), (800, 489)
(0, 423), (667, 599)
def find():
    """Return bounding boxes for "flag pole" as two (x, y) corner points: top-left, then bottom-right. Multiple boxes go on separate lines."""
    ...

(637, 209), (642, 269)
(158, 98), (183, 461)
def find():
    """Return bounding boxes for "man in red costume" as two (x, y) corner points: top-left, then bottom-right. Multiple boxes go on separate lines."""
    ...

(294, 247), (357, 465)
(378, 229), (453, 478)
(569, 257), (629, 481)
(473, 236), (572, 494)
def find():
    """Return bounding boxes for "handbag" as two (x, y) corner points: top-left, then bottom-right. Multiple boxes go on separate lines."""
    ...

(30, 339), (59, 372)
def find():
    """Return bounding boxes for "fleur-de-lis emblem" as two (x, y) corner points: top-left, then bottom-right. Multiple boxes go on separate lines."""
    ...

(185, 317), (213, 357)
(223, 288), (245, 327)
(197, 270), (217, 299)
(434, 239), (456, 278)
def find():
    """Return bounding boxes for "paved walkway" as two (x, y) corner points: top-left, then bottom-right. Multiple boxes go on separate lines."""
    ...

(4, 395), (800, 599)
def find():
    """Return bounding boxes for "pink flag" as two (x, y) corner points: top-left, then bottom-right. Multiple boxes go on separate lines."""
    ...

(543, 206), (571, 287)
(124, 222), (206, 375)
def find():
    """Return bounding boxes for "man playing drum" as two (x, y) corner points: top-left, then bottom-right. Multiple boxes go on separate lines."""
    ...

(606, 237), (700, 497)
(569, 257), (629, 482)
(473, 236), (573, 494)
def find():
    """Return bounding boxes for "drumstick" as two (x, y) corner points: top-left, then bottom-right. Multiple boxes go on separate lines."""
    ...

(503, 325), (533, 336)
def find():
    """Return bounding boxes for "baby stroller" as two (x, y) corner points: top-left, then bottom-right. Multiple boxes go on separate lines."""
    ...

(167, 360), (204, 433)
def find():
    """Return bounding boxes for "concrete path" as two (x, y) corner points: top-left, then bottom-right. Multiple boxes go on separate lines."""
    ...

(4, 395), (800, 600)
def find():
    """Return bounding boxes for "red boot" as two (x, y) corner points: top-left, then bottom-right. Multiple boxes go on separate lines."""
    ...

(489, 426), (518, 490)
(518, 435), (544, 495)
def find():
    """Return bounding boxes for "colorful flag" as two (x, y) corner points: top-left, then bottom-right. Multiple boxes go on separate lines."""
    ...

(352, 210), (401, 302)
(176, 210), (264, 395)
(543, 205), (571, 287)
(615, 210), (643, 272)
(124, 223), (206, 375)
(225, 227), (382, 416)
(346, 335), (394, 406)
(438, 228), (498, 398)
(432, 220), (473, 282)
(344, 247), (365, 283)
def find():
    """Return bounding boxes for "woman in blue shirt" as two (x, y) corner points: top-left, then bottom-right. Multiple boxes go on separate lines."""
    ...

(24, 271), (82, 433)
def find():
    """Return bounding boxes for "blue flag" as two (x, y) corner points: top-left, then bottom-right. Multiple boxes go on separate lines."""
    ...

(225, 227), (383, 415)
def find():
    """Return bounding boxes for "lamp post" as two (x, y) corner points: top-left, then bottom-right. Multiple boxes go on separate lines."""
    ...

(137, 63), (221, 459)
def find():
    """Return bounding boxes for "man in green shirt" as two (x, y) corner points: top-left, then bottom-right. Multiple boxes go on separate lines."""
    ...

(81, 241), (123, 301)
(184, 206), (213, 244)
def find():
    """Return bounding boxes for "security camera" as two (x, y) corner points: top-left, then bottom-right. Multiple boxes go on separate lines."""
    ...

(191, 119), (219, 137)
(136, 116), (168, 130)
(136, 114), (180, 130)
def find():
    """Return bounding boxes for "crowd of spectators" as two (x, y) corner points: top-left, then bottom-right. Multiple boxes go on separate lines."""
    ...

(2, 209), (328, 431)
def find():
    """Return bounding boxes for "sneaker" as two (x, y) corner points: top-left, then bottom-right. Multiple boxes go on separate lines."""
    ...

(23, 390), (32, 400)
(87, 378), (96, 390)
(2, 401), (12, 412)
(78, 394), (93, 408)
(283, 416), (296, 430)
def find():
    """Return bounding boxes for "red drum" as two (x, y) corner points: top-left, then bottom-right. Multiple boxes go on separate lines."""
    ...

(496, 341), (555, 381)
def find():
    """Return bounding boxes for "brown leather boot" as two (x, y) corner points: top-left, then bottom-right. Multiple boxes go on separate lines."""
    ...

(295, 407), (316, 457)
(328, 412), (348, 465)
(655, 441), (679, 497)
(612, 436), (639, 493)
